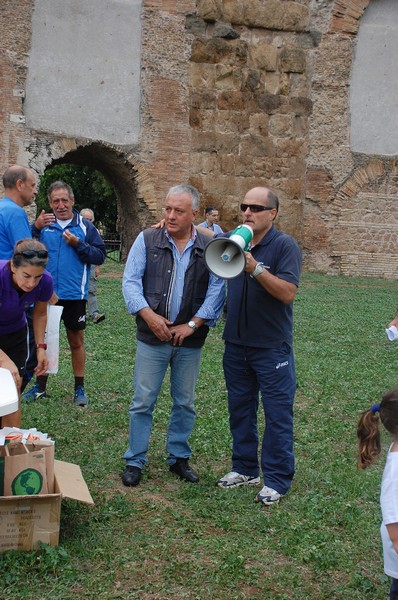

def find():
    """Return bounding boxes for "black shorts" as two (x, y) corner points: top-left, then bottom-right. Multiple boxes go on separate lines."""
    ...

(0, 326), (28, 376)
(57, 299), (87, 331)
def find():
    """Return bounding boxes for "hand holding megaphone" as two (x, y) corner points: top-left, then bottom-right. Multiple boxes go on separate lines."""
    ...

(204, 224), (253, 279)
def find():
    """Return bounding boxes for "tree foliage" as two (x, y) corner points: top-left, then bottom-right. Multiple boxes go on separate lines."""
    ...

(36, 164), (117, 233)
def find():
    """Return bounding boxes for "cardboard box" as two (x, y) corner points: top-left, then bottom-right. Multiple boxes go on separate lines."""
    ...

(0, 459), (94, 552)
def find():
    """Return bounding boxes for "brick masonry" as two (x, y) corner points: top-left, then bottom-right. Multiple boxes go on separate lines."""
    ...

(3, 0), (398, 278)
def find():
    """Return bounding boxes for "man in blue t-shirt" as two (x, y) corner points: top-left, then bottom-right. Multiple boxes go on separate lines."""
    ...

(212, 187), (302, 506)
(0, 165), (37, 258)
(198, 206), (223, 234)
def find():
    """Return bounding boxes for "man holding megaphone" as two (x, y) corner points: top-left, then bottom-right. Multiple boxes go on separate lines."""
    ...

(200, 186), (302, 506)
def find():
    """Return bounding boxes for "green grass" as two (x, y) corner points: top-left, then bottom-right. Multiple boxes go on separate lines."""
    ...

(1, 265), (398, 599)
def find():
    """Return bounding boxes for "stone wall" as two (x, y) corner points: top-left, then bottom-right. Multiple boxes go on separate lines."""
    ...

(188, 0), (312, 242)
(2, 0), (398, 277)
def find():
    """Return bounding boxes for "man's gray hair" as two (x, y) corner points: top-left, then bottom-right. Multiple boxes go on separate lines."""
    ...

(80, 208), (95, 221)
(47, 180), (74, 201)
(167, 184), (200, 210)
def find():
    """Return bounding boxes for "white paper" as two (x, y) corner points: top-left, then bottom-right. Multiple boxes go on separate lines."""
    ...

(45, 305), (64, 374)
(386, 325), (398, 341)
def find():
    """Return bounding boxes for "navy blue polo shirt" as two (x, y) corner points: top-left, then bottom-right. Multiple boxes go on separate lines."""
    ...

(222, 225), (302, 348)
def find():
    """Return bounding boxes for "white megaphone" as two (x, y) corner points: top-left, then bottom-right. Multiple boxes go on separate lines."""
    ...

(204, 224), (253, 279)
(0, 367), (19, 417)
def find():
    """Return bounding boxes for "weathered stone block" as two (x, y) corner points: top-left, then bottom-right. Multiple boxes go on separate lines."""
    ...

(192, 130), (218, 152)
(244, 1), (309, 32)
(280, 48), (306, 73)
(185, 15), (207, 36)
(188, 63), (216, 89)
(213, 23), (240, 39)
(191, 38), (247, 65)
(264, 72), (280, 95)
(220, 153), (236, 175)
(289, 97), (313, 116)
(248, 43), (278, 71)
(222, 0), (245, 25)
(269, 114), (293, 137)
(256, 92), (281, 114)
(275, 138), (307, 159)
(239, 134), (276, 158)
(292, 115), (309, 138)
(249, 113), (269, 137)
(191, 90), (217, 109)
(217, 90), (246, 110)
(215, 110), (250, 134)
(215, 65), (243, 91)
(245, 69), (262, 92)
(279, 73), (291, 96)
(190, 151), (219, 174)
(197, 0), (221, 22)
(216, 132), (241, 153)
(288, 156), (306, 179)
(289, 73), (308, 97)
(189, 107), (216, 131)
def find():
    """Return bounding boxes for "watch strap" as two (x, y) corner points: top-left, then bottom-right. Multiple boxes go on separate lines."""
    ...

(250, 262), (265, 278)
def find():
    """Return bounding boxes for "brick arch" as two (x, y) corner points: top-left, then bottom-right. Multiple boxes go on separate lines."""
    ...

(331, 160), (398, 278)
(33, 138), (158, 260)
(304, 0), (389, 275)
(329, 0), (371, 34)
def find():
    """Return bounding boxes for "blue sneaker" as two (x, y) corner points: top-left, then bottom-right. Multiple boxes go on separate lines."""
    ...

(73, 385), (89, 407)
(22, 383), (47, 403)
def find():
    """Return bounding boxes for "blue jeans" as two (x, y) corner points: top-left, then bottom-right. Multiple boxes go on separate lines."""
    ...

(124, 340), (202, 469)
(223, 341), (296, 495)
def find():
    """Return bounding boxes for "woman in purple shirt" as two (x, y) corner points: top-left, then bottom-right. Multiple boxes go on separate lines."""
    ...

(0, 238), (53, 428)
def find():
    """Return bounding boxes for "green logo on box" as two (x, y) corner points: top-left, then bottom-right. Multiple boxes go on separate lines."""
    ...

(12, 469), (43, 495)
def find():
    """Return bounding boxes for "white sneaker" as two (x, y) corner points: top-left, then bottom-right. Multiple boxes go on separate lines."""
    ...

(217, 471), (261, 488)
(255, 485), (282, 505)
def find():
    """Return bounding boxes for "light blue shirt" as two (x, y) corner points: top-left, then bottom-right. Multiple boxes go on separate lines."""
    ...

(0, 196), (32, 259)
(198, 221), (223, 235)
(123, 228), (225, 326)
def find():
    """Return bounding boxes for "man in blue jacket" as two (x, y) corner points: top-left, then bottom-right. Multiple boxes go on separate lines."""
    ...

(23, 180), (106, 406)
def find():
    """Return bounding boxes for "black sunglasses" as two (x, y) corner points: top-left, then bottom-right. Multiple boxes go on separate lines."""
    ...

(240, 203), (275, 213)
(14, 249), (48, 259)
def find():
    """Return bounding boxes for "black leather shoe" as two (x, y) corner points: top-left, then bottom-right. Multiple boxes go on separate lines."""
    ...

(170, 459), (199, 483)
(121, 465), (142, 487)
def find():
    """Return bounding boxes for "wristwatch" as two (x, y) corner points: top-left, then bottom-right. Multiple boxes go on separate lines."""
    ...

(35, 343), (47, 350)
(187, 320), (198, 331)
(250, 262), (266, 278)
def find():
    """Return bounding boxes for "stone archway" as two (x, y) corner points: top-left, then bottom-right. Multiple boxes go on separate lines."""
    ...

(28, 139), (159, 261)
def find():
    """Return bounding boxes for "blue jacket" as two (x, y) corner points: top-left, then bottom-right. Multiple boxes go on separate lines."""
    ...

(32, 209), (106, 300)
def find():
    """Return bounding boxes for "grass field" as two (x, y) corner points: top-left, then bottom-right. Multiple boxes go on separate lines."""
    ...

(2, 262), (398, 599)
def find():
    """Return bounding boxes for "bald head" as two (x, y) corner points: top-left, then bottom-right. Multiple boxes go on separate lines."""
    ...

(2, 165), (37, 207)
(3, 165), (31, 189)
(244, 187), (279, 214)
